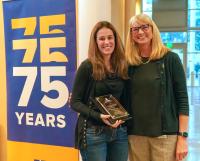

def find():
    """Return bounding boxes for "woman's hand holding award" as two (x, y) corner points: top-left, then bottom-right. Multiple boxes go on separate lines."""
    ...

(93, 94), (131, 124)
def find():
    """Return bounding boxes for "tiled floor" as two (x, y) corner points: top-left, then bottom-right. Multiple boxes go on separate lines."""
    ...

(186, 87), (200, 161)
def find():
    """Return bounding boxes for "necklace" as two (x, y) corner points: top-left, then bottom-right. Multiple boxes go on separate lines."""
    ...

(141, 57), (151, 64)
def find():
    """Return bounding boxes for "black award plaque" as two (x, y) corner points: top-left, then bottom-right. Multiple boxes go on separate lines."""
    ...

(94, 94), (131, 124)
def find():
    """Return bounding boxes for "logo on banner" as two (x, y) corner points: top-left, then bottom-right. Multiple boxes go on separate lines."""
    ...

(12, 14), (68, 128)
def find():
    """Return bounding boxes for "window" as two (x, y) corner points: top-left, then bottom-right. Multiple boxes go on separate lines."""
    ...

(142, 0), (200, 86)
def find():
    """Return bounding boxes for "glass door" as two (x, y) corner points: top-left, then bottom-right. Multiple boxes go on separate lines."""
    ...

(170, 43), (190, 86)
(171, 43), (200, 87)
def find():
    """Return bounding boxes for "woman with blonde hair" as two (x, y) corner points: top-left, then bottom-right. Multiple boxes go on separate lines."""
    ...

(126, 14), (189, 161)
(71, 21), (129, 161)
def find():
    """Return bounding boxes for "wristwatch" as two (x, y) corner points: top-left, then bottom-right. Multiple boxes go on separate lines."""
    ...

(177, 132), (188, 138)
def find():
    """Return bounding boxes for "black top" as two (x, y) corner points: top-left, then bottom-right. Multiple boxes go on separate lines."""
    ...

(87, 73), (125, 127)
(128, 51), (189, 136)
(95, 72), (124, 99)
(130, 60), (162, 136)
(71, 59), (129, 149)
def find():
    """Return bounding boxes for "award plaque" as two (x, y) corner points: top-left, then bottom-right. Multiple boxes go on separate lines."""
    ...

(93, 94), (131, 124)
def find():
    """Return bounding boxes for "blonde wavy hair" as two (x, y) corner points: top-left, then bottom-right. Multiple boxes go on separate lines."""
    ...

(125, 14), (170, 65)
(88, 21), (128, 80)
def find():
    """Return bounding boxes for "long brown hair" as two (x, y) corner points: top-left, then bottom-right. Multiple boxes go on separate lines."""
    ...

(88, 21), (128, 80)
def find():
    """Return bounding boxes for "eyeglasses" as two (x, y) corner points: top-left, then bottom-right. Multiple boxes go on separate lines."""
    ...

(131, 24), (150, 33)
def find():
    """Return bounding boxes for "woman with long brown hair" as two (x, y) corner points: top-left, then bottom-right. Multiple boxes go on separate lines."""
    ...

(71, 21), (129, 161)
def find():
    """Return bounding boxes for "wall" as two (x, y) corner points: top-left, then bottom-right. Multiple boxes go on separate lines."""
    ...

(111, 0), (125, 42)
(78, 0), (111, 65)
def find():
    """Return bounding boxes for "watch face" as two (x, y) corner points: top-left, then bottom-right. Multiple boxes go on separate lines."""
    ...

(178, 132), (188, 137)
(183, 132), (188, 137)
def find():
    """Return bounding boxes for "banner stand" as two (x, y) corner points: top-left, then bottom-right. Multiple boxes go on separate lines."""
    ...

(0, 0), (79, 160)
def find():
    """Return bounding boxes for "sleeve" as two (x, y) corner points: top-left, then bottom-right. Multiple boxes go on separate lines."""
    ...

(171, 53), (189, 115)
(70, 60), (101, 120)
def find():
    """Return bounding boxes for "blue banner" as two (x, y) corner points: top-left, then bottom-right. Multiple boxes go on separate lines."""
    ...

(3, 0), (77, 147)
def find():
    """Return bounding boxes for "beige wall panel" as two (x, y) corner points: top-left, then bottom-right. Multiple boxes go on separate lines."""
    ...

(111, 0), (141, 43)
(111, 0), (125, 42)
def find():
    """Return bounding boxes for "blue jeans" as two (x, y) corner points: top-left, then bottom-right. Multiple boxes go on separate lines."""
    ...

(80, 126), (128, 161)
